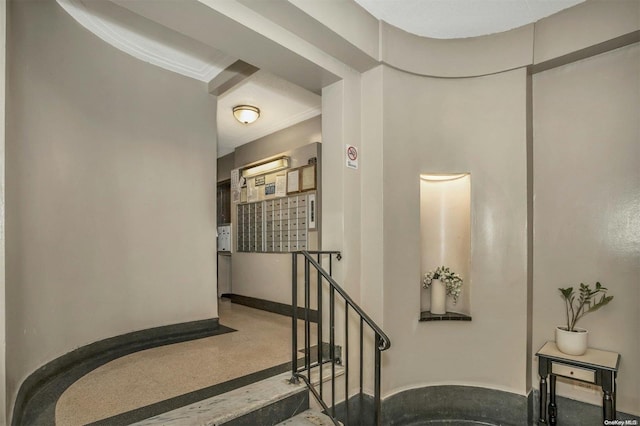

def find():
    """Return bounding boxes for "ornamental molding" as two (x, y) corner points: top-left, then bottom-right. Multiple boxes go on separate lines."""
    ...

(57, 0), (235, 82)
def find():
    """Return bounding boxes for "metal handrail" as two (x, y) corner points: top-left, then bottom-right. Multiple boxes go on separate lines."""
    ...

(291, 250), (391, 426)
(299, 251), (391, 351)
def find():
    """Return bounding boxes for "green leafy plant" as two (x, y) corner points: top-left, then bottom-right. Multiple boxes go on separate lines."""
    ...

(559, 282), (613, 332)
(423, 266), (463, 304)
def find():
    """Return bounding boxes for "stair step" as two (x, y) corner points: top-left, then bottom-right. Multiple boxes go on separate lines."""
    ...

(131, 365), (344, 425)
(276, 409), (341, 426)
(131, 371), (304, 425)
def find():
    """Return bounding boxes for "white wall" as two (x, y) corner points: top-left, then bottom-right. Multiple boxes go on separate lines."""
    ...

(532, 43), (640, 415)
(381, 66), (529, 395)
(4, 0), (638, 420)
(6, 0), (218, 415)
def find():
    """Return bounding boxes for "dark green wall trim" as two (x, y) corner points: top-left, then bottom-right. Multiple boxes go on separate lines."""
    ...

(333, 393), (375, 426)
(334, 386), (640, 426)
(383, 385), (528, 426)
(12, 318), (234, 426)
(530, 31), (640, 74)
(530, 389), (640, 426)
(223, 293), (319, 323)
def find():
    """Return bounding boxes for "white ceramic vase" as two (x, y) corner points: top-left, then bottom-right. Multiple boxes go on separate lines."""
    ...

(430, 279), (447, 315)
(556, 326), (588, 356)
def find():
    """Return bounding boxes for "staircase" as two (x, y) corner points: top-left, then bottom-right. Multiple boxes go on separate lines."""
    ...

(134, 250), (388, 426)
(289, 251), (391, 426)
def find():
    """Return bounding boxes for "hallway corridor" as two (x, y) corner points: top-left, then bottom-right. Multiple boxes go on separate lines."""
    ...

(55, 300), (312, 425)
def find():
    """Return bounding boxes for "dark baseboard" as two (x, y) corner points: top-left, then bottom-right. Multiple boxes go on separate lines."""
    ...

(223, 293), (318, 323)
(332, 386), (640, 426)
(12, 317), (235, 426)
(382, 385), (529, 426)
(530, 389), (640, 426)
(333, 393), (375, 426)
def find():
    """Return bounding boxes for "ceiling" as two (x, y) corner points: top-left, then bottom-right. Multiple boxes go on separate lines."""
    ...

(57, 0), (321, 158)
(354, 0), (585, 39)
(216, 71), (321, 157)
(57, 0), (584, 157)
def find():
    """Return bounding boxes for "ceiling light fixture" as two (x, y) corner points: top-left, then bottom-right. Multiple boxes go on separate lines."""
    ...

(233, 105), (260, 124)
(242, 157), (290, 178)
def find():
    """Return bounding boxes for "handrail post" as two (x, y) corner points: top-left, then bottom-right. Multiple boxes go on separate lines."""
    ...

(291, 253), (298, 382)
(330, 285), (335, 416)
(317, 252), (323, 399)
(305, 257), (311, 376)
(344, 302), (350, 426)
(375, 334), (382, 426)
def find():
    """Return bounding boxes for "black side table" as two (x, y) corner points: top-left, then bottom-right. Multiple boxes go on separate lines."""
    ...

(536, 341), (620, 425)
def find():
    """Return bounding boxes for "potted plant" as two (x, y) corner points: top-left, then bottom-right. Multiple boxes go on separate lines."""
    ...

(423, 266), (463, 315)
(556, 282), (613, 355)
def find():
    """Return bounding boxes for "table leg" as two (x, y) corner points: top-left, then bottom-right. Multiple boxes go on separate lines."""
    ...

(539, 375), (548, 424)
(613, 372), (617, 418)
(549, 375), (557, 426)
(602, 370), (616, 421)
(604, 391), (614, 420)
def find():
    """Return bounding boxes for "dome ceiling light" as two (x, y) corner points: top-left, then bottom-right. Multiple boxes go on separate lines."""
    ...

(233, 105), (260, 124)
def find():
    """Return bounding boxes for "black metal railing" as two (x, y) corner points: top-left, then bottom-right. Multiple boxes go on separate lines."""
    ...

(291, 251), (391, 426)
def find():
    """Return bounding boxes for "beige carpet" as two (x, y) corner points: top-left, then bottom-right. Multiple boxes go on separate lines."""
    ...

(55, 299), (316, 425)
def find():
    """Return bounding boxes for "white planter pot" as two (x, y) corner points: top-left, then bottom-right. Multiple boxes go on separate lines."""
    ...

(430, 279), (446, 315)
(556, 326), (588, 356)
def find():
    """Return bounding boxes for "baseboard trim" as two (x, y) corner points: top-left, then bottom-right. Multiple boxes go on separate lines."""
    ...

(12, 317), (235, 426)
(333, 386), (640, 426)
(383, 385), (529, 425)
(223, 293), (319, 323)
(530, 388), (640, 426)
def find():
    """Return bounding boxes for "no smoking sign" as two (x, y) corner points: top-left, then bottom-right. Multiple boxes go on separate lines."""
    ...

(346, 144), (359, 169)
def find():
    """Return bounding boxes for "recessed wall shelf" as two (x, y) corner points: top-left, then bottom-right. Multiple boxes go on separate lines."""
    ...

(420, 173), (472, 317)
(419, 311), (472, 322)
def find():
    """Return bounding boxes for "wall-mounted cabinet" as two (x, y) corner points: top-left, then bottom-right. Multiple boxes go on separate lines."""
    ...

(237, 192), (314, 253)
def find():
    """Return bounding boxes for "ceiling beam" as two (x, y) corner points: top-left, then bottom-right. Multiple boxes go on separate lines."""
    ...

(208, 60), (259, 96)
(111, 0), (343, 95)
(238, 0), (379, 73)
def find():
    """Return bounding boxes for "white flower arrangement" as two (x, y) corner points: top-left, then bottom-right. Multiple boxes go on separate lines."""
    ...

(423, 266), (463, 304)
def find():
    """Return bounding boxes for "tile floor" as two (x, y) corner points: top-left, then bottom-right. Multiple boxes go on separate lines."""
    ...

(55, 299), (316, 425)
